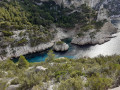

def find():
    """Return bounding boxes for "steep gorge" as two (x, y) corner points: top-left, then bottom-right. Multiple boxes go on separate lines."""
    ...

(0, 0), (118, 60)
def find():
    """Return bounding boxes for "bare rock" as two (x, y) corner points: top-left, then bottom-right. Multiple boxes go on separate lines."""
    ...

(53, 41), (69, 51)
(72, 22), (118, 45)
(36, 66), (47, 71)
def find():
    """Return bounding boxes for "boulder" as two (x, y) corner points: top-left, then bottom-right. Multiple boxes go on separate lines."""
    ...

(53, 41), (69, 51)
(36, 66), (47, 71)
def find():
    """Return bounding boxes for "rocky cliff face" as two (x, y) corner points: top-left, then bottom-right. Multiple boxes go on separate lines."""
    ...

(0, 29), (68, 61)
(71, 22), (118, 45)
(103, 0), (120, 16)
(0, 42), (54, 60)
(97, 4), (109, 21)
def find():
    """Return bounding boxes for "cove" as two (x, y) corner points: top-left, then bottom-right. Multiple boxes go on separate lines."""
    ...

(13, 20), (120, 63)
(13, 38), (91, 62)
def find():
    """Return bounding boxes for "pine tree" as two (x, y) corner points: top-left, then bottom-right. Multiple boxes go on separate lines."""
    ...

(18, 55), (29, 69)
(45, 50), (55, 62)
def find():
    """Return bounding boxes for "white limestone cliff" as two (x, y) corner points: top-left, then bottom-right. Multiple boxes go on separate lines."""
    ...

(0, 41), (54, 61)
(71, 22), (118, 45)
(53, 42), (69, 51)
(0, 29), (68, 61)
(97, 0), (110, 21)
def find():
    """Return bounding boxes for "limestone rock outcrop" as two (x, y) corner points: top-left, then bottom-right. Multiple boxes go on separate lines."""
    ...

(0, 41), (54, 61)
(53, 41), (69, 51)
(36, 66), (47, 71)
(71, 22), (118, 45)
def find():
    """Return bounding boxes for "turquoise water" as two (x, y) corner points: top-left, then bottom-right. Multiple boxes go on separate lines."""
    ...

(13, 38), (80, 62)
(25, 50), (74, 63)
(13, 20), (120, 63)
(25, 38), (87, 62)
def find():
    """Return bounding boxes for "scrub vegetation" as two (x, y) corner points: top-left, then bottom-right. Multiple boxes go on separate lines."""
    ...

(0, 50), (120, 90)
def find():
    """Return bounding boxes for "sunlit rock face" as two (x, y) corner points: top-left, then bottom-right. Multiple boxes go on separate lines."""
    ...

(53, 42), (69, 51)
(97, 4), (109, 21)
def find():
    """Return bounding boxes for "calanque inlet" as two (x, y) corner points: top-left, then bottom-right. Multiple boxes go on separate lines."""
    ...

(0, 0), (120, 90)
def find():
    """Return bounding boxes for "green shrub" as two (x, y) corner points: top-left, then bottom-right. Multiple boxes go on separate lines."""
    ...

(2, 30), (13, 36)
(56, 41), (64, 45)
(70, 71), (83, 78)
(87, 76), (112, 90)
(58, 77), (83, 90)
(81, 25), (94, 32)
(0, 22), (11, 28)
(0, 59), (16, 71)
(0, 81), (7, 90)
(77, 33), (84, 37)
(16, 38), (28, 46)
(55, 71), (67, 78)
(19, 73), (42, 90)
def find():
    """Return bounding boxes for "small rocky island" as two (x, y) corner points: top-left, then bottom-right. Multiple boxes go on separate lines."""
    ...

(53, 41), (69, 51)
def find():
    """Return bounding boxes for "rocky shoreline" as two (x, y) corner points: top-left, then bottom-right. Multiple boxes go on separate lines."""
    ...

(71, 22), (118, 45)
(0, 21), (118, 61)
(0, 41), (54, 61)
(0, 28), (69, 61)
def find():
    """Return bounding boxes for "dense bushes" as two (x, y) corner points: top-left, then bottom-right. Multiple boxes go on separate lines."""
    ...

(27, 26), (53, 47)
(87, 75), (112, 90)
(2, 30), (13, 36)
(19, 72), (42, 90)
(0, 59), (16, 71)
(0, 0), (98, 29)
(1, 55), (120, 89)
(0, 1), (30, 30)
(58, 77), (83, 90)
(0, 81), (7, 90)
